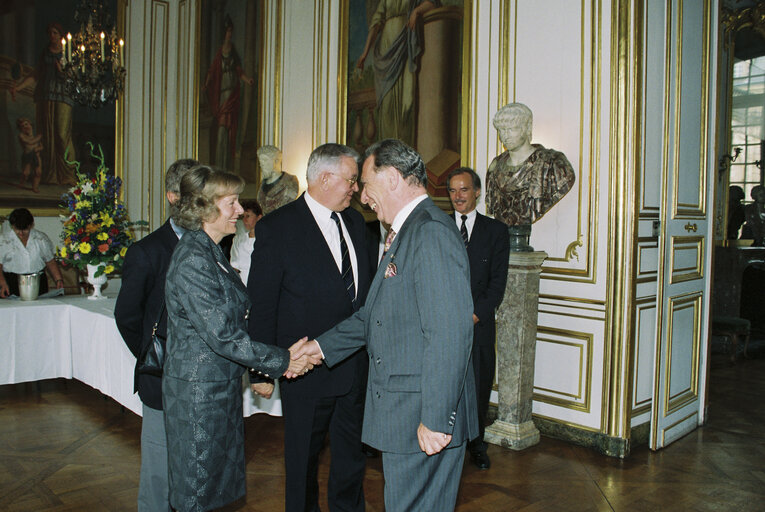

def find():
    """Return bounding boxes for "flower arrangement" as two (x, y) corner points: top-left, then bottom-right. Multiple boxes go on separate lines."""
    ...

(58, 143), (145, 277)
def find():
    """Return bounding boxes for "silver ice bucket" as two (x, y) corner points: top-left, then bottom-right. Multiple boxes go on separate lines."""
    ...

(18, 271), (44, 301)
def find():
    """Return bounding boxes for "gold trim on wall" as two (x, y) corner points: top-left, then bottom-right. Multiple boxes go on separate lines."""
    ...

(632, 298), (656, 413)
(116, 0), (127, 197)
(660, 410), (697, 446)
(663, 292), (701, 415)
(537, 0), (600, 283)
(672, 0), (710, 219)
(669, 235), (704, 283)
(533, 327), (594, 414)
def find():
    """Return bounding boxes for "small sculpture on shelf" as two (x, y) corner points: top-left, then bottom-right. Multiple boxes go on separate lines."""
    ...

(256, 145), (299, 214)
(486, 103), (576, 251)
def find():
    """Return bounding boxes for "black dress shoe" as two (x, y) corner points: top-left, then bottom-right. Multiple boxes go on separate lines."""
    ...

(470, 450), (491, 470)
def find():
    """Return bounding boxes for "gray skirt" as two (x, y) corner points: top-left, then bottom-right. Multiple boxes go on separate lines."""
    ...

(163, 374), (246, 512)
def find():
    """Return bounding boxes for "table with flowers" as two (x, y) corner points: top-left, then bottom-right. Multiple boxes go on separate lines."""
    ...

(0, 292), (282, 417)
(0, 145), (282, 417)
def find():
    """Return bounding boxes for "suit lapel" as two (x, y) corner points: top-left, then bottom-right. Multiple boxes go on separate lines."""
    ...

(363, 199), (429, 315)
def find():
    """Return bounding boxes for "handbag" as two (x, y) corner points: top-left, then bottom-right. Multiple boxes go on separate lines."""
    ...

(136, 300), (166, 377)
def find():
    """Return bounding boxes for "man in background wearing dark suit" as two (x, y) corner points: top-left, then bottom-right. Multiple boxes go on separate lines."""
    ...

(247, 143), (371, 512)
(114, 158), (199, 511)
(447, 166), (510, 470)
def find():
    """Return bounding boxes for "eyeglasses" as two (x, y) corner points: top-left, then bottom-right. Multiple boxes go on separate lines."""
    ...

(331, 173), (358, 186)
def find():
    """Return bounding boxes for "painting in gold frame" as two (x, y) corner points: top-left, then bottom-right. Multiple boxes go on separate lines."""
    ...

(196, 0), (261, 198)
(0, 0), (125, 217)
(340, 0), (470, 209)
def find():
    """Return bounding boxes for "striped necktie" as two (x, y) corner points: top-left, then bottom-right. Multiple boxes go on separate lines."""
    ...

(460, 214), (469, 247)
(330, 212), (356, 305)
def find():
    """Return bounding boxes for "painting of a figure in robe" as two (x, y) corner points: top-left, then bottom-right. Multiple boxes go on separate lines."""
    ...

(0, 1), (119, 214)
(197, 0), (260, 197)
(346, 0), (465, 207)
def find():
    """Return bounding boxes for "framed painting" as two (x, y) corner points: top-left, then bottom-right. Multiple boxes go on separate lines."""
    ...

(342, 0), (469, 211)
(0, 0), (122, 216)
(196, 0), (261, 198)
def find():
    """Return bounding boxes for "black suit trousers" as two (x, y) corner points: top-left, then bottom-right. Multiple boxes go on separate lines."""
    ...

(470, 338), (496, 449)
(281, 368), (367, 512)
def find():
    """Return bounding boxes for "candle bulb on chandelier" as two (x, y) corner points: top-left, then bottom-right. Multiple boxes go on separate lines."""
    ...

(67, 33), (72, 62)
(61, 38), (67, 65)
(80, 45), (85, 73)
(100, 32), (105, 62)
(119, 39), (124, 67)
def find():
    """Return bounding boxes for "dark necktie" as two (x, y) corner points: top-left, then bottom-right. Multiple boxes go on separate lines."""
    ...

(331, 212), (356, 305)
(460, 214), (469, 247)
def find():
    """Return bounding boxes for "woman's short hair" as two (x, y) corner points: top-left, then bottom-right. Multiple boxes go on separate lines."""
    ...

(174, 166), (245, 231)
(9, 208), (34, 230)
(240, 198), (263, 217)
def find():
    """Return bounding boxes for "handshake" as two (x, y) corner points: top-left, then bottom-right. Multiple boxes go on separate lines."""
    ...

(282, 337), (324, 379)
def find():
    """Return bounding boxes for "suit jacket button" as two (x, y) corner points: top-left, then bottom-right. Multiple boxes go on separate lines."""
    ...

(376, 392), (381, 398)
(376, 320), (381, 326)
(376, 357), (381, 364)
(448, 420), (454, 426)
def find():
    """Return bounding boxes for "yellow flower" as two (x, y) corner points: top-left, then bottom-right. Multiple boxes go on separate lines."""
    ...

(79, 242), (92, 254)
(120, 247), (128, 257)
(97, 232), (109, 241)
(100, 213), (115, 227)
(75, 200), (91, 209)
(104, 265), (115, 274)
(60, 247), (68, 258)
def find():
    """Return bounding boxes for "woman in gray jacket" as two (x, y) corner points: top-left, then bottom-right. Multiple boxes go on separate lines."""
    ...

(163, 166), (318, 511)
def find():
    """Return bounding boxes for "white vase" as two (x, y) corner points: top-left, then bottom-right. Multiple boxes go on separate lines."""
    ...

(86, 263), (108, 300)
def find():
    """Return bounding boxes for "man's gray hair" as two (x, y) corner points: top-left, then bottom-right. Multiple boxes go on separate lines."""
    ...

(364, 139), (427, 187)
(165, 158), (200, 194)
(306, 143), (360, 183)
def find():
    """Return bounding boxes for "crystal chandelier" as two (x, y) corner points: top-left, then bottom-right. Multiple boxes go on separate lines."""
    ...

(60, 0), (126, 109)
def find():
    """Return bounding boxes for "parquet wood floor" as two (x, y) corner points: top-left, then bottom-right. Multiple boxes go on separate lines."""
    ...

(1, 352), (763, 511)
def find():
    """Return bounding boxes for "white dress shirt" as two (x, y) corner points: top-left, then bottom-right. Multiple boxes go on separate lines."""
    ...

(390, 194), (428, 235)
(454, 209), (477, 241)
(304, 191), (358, 294)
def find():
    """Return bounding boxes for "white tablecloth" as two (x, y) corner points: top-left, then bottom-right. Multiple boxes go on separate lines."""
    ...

(0, 293), (282, 417)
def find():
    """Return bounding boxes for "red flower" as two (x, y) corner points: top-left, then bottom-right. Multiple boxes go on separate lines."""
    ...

(82, 235), (90, 242)
(98, 243), (109, 253)
(77, 228), (84, 235)
(109, 228), (119, 236)
(73, 188), (81, 195)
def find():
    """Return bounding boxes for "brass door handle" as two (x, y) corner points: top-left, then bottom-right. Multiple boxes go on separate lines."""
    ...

(684, 222), (697, 232)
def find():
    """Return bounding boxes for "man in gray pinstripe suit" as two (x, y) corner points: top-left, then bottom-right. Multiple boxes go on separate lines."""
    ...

(294, 138), (478, 511)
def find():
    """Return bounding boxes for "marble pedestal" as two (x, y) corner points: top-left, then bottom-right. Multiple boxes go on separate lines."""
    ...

(485, 251), (547, 450)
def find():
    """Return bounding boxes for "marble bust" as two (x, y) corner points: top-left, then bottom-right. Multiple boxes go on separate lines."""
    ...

(256, 145), (299, 214)
(744, 185), (765, 246)
(485, 103), (576, 227)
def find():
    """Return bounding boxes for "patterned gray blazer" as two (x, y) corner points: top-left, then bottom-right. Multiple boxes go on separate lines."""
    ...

(164, 229), (290, 382)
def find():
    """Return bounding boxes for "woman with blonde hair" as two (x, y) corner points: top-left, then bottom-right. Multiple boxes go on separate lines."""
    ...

(163, 165), (319, 511)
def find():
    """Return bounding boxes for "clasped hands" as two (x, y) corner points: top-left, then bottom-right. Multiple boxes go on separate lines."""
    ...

(282, 337), (323, 379)
(251, 338), (322, 397)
